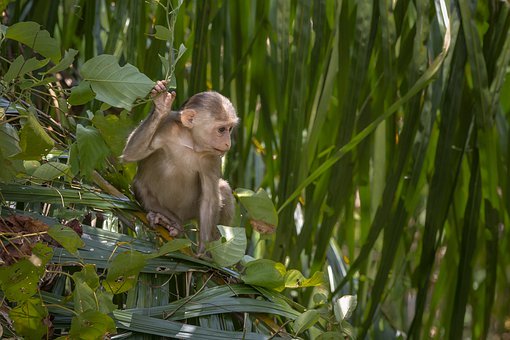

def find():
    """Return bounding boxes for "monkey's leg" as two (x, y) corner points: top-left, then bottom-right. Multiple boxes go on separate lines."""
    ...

(147, 211), (183, 237)
(218, 179), (235, 226)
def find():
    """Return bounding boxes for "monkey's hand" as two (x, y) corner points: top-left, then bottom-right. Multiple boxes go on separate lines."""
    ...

(147, 211), (183, 237)
(151, 80), (176, 116)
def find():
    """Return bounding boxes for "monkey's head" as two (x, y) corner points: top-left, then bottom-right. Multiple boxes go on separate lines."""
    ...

(179, 92), (239, 155)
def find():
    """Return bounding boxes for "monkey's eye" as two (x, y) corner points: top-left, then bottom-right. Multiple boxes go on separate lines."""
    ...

(218, 127), (227, 133)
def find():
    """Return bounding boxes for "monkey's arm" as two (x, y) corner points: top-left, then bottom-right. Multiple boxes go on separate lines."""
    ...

(122, 83), (177, 162)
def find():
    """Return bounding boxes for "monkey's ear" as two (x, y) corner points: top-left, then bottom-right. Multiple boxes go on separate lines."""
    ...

(180, 109), (196, 128)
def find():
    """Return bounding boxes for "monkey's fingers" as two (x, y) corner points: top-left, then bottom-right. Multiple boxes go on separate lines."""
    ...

(151, 80), (168, 97)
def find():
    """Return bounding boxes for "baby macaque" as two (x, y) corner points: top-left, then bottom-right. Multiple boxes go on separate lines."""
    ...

(122, 81), (238, 254)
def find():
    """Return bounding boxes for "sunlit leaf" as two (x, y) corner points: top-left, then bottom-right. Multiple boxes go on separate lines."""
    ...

(9, 297), (49, 340)
(69, 310), (116, 339)
(284, 270), (324, 289)
(242, 259), (286, 291)
(333, 295), (357, 322)
(0, 259), (41, 302)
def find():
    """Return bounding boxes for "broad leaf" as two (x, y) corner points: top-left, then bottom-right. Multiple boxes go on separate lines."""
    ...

(68, 81), (96, 105)
(69, 310), (116, 339)
(0, 122), (23, 180)
(235, 188), (278, 233)
(73, 264), (100, 290)
(242, 259), (286, 291)
(96, 291), (117, 314)
(155, 238), (192, 257)
(31, 243), (53, 266)
(333, 295), (357, 322)
(13, 108), (54, 160)
(46, 48), (78, 74)
(4, 56), (49, 82)
(0, 259), (41, 302)
(293, 310), (321, 335)
(81, 54), (154, 110)
(73, 279), (98, 313)
(9, 297), (49, 340)
(207, 226), (247, 267)
(31, 161), (70, 183)
(103, 250), (148, 294)
(74, 124), (110, 178)
(154, 25), (171, 41)
(48, 224), (85, 254)
(5, 21), (61, 62)
(284, 270), (325, 289)
(92, 111), (134, 157)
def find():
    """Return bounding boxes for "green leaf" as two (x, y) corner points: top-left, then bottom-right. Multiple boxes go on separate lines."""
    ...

(5, 21), (61, 62)
(242, 259), (286, 291)
(235, 188), (278, 231)
(154, 25), (171, 41)
(0, 122), (23, 180)
(69, 310), (116, 339)
(9, 297), (49, 340)
(31, 243), (54, 266)
(80, 54), (154, 110)
(96, 291), (117, 314)
(46, 48), (78, 74)
(73, 264), (100, 290)
(316, 332), (346, 340)
(73, 279), (98, 313)
(293, 309), (320, 335)
(92, 111), (134, 157)
(4, 56), (49, 82)
(68, 80), (96, 105)
(103, 250), (148, 294)
(48, 224), (85, 254)
(12, 108), (54, 160)
(284, 270), (324, 289)
(207, 226), (247, 267)
(333, 295), (357, 322)
(155, 238), (192, 257)
(74, 124), (110, 178)
(0, 259), (41, 302)
(31, 161), (70, 183)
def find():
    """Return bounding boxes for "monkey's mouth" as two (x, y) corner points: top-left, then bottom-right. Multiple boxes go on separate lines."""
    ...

(214, 148), (227, 155)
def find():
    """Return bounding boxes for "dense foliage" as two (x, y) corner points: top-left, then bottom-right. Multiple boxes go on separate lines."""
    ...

(1, 0), (509, 339)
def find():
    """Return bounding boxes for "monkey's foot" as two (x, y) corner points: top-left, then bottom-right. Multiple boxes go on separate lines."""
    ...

(147, 211), (183, 237)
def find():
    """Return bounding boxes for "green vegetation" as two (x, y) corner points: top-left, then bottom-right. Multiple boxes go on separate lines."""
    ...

(1, 0), (509, 338)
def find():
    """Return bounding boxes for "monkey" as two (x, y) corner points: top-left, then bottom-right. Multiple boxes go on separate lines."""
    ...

(121, 80), (238, 254)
